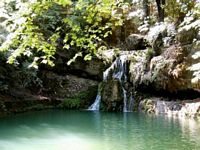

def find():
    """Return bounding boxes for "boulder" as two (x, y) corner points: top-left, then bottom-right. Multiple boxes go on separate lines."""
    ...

(125, 34), (146, 50)
(0, 17), (7, 23)
(176, 28), (197, 45)
(176, 19), (200, 45)
(145, 23), (176, 54)
(139, 97), (200, 118)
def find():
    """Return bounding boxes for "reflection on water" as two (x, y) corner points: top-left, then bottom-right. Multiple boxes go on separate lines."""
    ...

(0, 110), (200, 150)
(168, 115), (200, 146)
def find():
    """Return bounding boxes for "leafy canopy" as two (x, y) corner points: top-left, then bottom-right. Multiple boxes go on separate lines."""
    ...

(1, 0), (125, 68)
(165, 0), (195, 21)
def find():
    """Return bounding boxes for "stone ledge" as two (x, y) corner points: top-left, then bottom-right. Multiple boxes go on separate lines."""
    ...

(139, 97), (200, 118)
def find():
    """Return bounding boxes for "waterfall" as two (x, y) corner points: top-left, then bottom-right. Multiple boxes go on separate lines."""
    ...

(89, 54), (134, 112)
(123, 88), (128, 112)
(128, 92), (135, 112)
(88, 91), (101, 110)
(123, 90), (135, 112)
(103, 55), (127, 82)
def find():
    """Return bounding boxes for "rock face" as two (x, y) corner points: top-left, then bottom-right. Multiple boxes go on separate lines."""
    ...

(101, 80), (123, 111)
(0, 67), (99, 116)
(126, 21), (200, 118)
(125, 34), (146, 50)
(176, 28), (197, 45)
(145, 23), (176, 53)
(129, 43), (200, 92)
(68, 58), (105, 80)
(40, 71), (98, 99)
(0, 12), (9, 45)
(176, 19), (200, 45)
(139, 98), (200, 118)
(53, 51), (106, 80)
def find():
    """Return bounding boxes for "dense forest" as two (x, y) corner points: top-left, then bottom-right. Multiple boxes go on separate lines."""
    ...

(0, 0), (200, 117)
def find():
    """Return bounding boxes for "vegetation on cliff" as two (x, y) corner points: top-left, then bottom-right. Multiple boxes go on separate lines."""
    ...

(0, 0), (200, 115)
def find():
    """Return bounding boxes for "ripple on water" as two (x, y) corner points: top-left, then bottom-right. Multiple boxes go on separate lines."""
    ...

(0, 110), (199, 150)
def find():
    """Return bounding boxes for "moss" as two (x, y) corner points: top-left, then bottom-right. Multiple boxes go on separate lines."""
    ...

(59, 98), (82, 109)
(146, 48), (154, 60)
(58, 85), (98, 109)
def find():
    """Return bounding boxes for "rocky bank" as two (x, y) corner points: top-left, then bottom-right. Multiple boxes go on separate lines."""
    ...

(1, 1), (200, 119)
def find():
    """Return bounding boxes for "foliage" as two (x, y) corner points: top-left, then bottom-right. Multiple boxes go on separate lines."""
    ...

(59, 98), (82, 109)
(13, 67), (43, 88)
(59, 86), (97, 109)
(0, 0), (125, 68)
(165, 0), (195, 22)
(1, 1), (63, 68)
(146, 48), (154, 60)
(183, 2), (200, 84)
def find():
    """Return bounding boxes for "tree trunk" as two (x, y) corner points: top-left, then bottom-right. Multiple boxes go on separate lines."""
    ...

(156, 0), (165, 22)
(143, 0), (150, 18)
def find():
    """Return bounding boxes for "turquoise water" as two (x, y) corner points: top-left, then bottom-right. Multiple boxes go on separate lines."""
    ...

(0, 110), (200, 150)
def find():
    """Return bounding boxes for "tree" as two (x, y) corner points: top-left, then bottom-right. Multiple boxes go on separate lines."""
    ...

(156, 0), (165, 22)
(143, 0), (150, 18)
(0, 0), (125, 68)
(165, 0), (195, 23)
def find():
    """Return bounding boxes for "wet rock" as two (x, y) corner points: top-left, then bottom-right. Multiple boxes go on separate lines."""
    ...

(101, 79), (123, 111)
(139, 97), (200, 118)
(139, 98), (156, 113)
(125, 34), (146, 50)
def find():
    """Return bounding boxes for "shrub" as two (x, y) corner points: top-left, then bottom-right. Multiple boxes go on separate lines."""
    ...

(0, 0), (126, 68)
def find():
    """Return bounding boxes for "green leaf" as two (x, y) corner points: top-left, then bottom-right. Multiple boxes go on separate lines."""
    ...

(56, 0), (72, 6)
(84, 54), (92, 61)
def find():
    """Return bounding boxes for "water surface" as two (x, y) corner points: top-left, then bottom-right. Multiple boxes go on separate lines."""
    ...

(0, 110), (200, 150)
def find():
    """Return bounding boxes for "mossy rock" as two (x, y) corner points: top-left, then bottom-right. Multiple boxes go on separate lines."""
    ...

(176, 28), (197, 45)
(58, 86), (98, 109)
(139, 99), (156, 113)
(101, 80), (123, 111)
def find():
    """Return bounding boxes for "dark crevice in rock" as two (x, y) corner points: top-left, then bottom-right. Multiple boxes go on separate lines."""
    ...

(137, 85), (200, 100)
(62, 69), (102, 81)
(38, 68), (101, 82)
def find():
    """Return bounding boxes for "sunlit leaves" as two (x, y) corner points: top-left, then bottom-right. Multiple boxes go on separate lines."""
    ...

(1, 0), (125, 68)
(84, 53), (92, 61)
(61, 0), (124, 64)
(56, 0), (72, 6)
(165, 0), (195, 21)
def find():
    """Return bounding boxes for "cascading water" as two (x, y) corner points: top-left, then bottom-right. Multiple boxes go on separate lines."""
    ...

(89, 54), (134, 112)
(123, 88), (128, 112)
(103, 55), (127, 82)
(88, 91), (101, 110)
(128, 92), (135, 111)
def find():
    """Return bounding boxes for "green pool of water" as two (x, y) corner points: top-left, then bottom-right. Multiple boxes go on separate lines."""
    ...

(0, 110), (200, 150)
